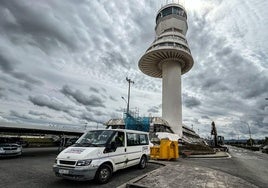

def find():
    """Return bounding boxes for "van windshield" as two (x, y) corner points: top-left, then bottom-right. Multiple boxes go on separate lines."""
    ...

(74, 130), (115, 147)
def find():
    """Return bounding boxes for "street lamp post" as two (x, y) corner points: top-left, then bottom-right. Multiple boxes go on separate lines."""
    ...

(240, 120), (252, 146)
(121, 96), (127, 112)
(126, 77), (134, 114)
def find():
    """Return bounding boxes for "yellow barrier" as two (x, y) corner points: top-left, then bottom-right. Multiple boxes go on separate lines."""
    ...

(150, 139), (179, 160)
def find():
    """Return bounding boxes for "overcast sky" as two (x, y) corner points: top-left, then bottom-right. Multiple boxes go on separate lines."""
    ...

(0, 0), (267, 140)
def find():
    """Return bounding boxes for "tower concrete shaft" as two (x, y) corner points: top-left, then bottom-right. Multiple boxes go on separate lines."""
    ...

(162, 61), (182, 135)
(138, 3), (194, 138)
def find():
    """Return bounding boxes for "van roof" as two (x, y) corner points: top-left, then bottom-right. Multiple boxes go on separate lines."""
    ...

(86, 129), (149, 134)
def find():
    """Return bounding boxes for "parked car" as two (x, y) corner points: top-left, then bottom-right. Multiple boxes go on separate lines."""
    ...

(0, 143), (22, 157)
(261, 145), (268, 154)
(0, 137), (29, 148)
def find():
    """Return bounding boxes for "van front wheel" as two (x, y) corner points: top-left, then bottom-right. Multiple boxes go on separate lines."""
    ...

(95, 164), (112, 184)
(138, 155), (147, 169)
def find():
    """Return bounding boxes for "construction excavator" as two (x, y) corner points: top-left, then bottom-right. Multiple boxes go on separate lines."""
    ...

(211, 121), (228, 152)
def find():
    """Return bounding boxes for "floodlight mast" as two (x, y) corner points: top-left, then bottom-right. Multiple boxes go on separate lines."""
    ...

(126, 77), (134, 114)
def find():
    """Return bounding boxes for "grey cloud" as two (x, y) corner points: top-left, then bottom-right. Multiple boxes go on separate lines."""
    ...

(100, 50), (130, 69)
(89, 87), (99, 93)
(201, 78), (227, 91)
(80, 112), (96, 123)
(183, 93), (201, 109)
(226, 130), (237, 139)
(0, 55), (13, 72)
(201, 116), (210, 120)
(0, 1), (82, 52)
(8, 88), (22, 95)
(115, 107), (125, 113)
(28, 110), (52, 118)
(184, 8), (268, 135)
(10, 110), (31, 120)
(101, 88), (107, 93)
(12, 71), (42, 85)
(215, 46), (233, 57)
(29, 95), (70, 113)
(86, 106), (107, 117)
(183, 117), (201, 126)
(61, 115), (73, 122)
(0, 0), (267, 140)
(61, 85), (105, 108)
(0, 54), (43, 86)
(94, 110), (107, 116)
(19, 82), (33, 91)
(90, 87), (109, 101)
(0, 88), (5, 99)
(109, 96), (117, 102)
(147, 106), (160, 113)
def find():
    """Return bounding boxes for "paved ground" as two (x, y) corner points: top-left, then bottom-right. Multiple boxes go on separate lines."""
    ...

(0, 147), (161, 188)
(120, 146), (268, 188)
(122, 163), (258, 188)
(1, 146), (267, 188)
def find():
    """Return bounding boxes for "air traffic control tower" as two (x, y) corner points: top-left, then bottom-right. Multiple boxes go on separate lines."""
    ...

(139, 3), (194, 138)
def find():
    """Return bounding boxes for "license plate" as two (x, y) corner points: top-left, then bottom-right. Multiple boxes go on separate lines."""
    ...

(59, 169), (69, 174)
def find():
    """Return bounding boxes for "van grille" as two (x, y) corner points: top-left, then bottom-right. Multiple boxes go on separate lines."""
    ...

(59, 160), (76, 165)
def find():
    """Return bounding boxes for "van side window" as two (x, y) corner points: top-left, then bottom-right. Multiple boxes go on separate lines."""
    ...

(127, 133), (148, 146)
(139, 134), (149, 145)
(110, 131), (124, 147)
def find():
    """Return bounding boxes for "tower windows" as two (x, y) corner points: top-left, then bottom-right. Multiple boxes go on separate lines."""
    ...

(156, 6), (187, 23)
(162, 7), (173, 17)
(173, 7), (186, 18)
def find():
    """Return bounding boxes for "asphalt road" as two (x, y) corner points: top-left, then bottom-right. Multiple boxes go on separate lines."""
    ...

(1, 146), (267, 188)
(184, 146), (268, 188)
(0, 147), (161, 188)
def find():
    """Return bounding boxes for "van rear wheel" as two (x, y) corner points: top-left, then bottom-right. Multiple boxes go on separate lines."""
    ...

(95, 164), (112, 184)
(138, 155), (147, 169)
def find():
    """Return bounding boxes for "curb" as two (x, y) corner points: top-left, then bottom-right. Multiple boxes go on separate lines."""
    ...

(117, 153), (231, 188)
(117, 161), (167, 188)
(188, 152), (230, 159)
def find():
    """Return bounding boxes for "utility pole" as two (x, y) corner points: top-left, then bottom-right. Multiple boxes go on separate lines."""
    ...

(126, 77), (134, 114)
(240, 120), (252, 147)
(248, 123), (252, 147)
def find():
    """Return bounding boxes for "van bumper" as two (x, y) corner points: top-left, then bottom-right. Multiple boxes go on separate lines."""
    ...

(53, 165), (98, 181)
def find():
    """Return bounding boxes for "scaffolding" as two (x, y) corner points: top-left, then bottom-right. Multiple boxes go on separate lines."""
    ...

(123, 113), (150, 132)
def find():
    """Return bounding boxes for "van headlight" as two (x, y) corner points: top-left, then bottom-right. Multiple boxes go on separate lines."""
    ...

(76, 159), (92, 166)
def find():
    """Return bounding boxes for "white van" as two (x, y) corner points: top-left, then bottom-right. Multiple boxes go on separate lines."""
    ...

(53, 129), (150, 183)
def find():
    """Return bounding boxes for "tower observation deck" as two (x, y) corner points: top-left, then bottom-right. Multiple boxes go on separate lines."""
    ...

(138, 3), (194, 138)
